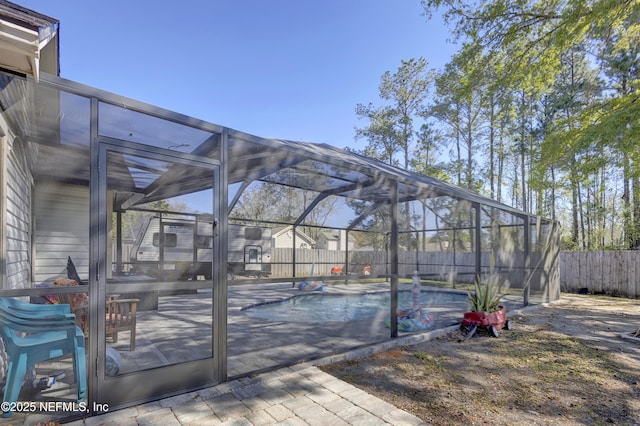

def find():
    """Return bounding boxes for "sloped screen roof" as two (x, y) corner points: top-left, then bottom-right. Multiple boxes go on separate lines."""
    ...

(0, 70), (545, 225)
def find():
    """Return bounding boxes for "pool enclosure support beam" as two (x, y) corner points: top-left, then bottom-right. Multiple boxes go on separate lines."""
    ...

(228, 180), (251, 215)
(192, 216), (199, 279)
(344, 230), (349, 282)
(293, 226), (297, 283)
(414, 229), (420, 272)
(347, 199), (390, 281)
(474, 203), (481, 279)
(523, 215), (530, 306)
(293, 191), (328, 283)
(293, 182), (374, 228)
(347, 201), (388, 232)
(88, 96), (100, 413)
(216, 128), (229, 382)
(390, 180), (399, 338)
(116, 210), (123, 275)
(159, 215), (165, 272)
(227, 155), (307, 215)
(346, 192), (425, 234)
(290, 182), (377, 281)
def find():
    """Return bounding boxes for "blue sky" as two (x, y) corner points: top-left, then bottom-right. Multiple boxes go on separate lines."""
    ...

(19, 0), (455, 149)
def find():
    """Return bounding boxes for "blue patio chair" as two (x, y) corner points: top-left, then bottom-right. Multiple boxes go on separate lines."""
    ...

(2, 296), (71, 316)
(0, 298), (87, 417)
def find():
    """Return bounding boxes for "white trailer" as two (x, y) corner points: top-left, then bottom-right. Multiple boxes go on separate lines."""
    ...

(129, 216), (271, 280)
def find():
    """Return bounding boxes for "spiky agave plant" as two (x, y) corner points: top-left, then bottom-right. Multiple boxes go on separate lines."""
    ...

(468, 277), (503, 313)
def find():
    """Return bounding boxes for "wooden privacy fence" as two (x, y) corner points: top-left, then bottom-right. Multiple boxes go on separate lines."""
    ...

(114, 244), (556, 294)
(560, 251), (640, 298)
(270, 248), (530, 285)
(270, 248), (385, 277)
(270, 248), (471, 277)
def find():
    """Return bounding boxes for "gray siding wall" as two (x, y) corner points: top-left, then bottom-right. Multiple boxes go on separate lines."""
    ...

(33, 183), (89, 285)
(5, 139), (32, 290)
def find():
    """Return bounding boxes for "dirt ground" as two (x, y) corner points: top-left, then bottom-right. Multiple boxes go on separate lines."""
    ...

(320, 294), (640, 425)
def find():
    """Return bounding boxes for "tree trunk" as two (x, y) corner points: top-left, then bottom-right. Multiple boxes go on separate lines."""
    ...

(578, 178), (586, 249)
(623, 152), (632, 247)
(489, 98), (496, 199)
(455, 107), (462, 186)
(519, 91), (527, 213)
(497, 128), (505, 204)
(551, 166), (556, 223)
(467, 105), (474, 190)
(571, 164), (579, 247)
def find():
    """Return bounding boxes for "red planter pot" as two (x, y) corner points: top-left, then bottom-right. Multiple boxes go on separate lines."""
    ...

(462, 305), (508, 330)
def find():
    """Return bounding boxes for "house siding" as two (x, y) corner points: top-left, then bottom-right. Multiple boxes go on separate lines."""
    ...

(273, 227), (315, 249)
(273, 233), (295, 248)
(315, 230), (352, 251)
(33, 183), (89, 284)
(5, 139), (32, 290)
(273, 230), (314, 249)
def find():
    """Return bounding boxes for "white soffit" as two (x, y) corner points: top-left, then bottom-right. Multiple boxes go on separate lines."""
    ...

(0, 17), (47, 82)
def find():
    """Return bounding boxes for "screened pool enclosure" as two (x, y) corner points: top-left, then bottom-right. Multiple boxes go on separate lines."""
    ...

(0, 68), (560, 420)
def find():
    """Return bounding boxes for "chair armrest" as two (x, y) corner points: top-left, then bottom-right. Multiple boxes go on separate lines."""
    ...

(32, 303), (72, 315)
(108, 298), (139, 304)
(0, 309), (77, 333)
(1, 298), (71, 315)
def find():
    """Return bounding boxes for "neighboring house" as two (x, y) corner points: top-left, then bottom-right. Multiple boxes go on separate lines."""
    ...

(315, 229), (354, 251)
(271, 225), (315, 249)
(315, 230), (339, 250)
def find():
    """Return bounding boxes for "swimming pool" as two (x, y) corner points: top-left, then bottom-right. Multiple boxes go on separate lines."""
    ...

(241, 290), (468, 323)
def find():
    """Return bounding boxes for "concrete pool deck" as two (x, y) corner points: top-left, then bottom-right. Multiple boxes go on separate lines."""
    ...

(117, 281), (499, 377)
(2, 281), (529, 424)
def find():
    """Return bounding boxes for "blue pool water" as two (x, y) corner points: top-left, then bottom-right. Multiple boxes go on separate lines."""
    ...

(241, 290), (468, 323)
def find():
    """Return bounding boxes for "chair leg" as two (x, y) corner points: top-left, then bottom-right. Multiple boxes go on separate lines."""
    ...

(2, 355), (28, 418)
(129, 330), (136, 351)
(74, 347), (87, 401)
(75, 328), (87, 401)
(129, 317), (136, 351)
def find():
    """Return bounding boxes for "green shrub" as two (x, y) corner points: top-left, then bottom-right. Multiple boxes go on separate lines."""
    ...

(468, 276), (503, 313)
